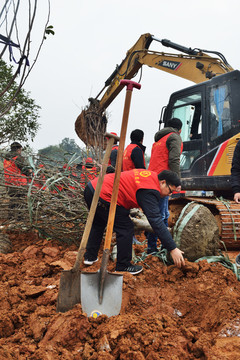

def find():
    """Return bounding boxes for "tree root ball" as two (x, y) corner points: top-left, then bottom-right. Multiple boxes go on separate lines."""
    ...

(173, 202), (220, 261)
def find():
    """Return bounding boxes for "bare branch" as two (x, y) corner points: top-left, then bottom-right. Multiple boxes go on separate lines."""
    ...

(0, 0), (52, 120)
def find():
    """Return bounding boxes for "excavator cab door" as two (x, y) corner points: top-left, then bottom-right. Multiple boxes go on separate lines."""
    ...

(163, 70), (240, 191)
(164, 88), (206, 175)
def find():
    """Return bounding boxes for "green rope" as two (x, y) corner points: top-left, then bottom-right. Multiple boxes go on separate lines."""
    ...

(173, 202), (203, 247)
(195, 252), (240, 280)
(172, 201), (193, 238)
(133, 247), (172, 266)
(136, 245), (240, 280)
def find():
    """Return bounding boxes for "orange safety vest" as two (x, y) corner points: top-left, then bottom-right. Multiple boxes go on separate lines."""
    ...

(91, 169), (160, 209)
(3, 156), (28, 186)
(122, 144), (146, 171)
(148, 132), (183, 173)
(80, 165), (98, 189)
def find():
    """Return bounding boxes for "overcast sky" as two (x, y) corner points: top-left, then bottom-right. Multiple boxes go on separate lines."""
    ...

(19, 0), (240, 156)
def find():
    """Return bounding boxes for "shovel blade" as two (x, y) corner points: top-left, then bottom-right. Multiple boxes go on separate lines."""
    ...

(56, 270), (81, 313)
(81, 271), (123, 317)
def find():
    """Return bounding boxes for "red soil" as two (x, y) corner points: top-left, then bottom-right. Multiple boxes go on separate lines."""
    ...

(1, 230), (240, 359)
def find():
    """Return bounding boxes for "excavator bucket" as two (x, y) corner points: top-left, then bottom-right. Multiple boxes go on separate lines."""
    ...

(75, 100), (107, 147)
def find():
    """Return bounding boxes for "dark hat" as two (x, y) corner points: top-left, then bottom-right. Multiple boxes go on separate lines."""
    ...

(10, 142), (22, 150)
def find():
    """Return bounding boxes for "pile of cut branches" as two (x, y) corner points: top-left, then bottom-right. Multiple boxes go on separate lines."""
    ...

(0, 152), (99, 245)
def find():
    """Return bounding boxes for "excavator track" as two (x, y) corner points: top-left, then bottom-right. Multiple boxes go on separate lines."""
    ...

(178, 197), (240, 250)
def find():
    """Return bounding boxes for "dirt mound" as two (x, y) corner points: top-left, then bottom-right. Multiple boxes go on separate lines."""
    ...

(0, 230), (240, 359)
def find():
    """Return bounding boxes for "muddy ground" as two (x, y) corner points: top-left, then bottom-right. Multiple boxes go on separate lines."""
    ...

(1, 229), (240, 360)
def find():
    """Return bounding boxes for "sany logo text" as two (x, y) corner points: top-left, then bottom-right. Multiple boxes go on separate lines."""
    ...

(156, 60), (182, 71)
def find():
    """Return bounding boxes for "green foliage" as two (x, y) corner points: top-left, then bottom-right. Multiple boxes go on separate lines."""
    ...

(38, 138), (83, 165)
(44, 25), (55, 39)
(38, 145), (65, 163)
(59, 138), (82, 155)
(0, 59), (40, 145)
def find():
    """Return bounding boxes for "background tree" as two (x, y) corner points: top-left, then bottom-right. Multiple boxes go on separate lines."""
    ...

(0, 0), (54, 145)
(59, 138), (82, 156)
(38, 138), (83, 167)
(0, 1), (53, 115)
(0, 59), (40, 145)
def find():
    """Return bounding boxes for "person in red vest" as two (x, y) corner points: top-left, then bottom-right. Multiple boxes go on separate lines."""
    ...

(83, 169), (185, 274)
(80, 157), (98, 188)
(147, 118), (183, 253)
(122, 129), (146, 171)
(4, 142), (33, 219)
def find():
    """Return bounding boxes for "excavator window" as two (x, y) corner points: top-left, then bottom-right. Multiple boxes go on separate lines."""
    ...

(171, 93), (202, 142)
(209, 83), (231, 140)
(170, 92), (202, 170)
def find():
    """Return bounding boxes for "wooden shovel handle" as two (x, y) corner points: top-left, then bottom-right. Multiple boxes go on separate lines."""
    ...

(104, 80), (141, 251)
(98, 80), (141, 304)
(72, 136), (115, 271)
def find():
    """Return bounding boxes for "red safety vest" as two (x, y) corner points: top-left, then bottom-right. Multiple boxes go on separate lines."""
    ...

(91, 169), (161, 209)
(148, 132), (183, 173)
(108, 145), (119, 166)
(122, 144), (146, 171)
(3, 156), (28, 186)
(80, 165), (98, 189)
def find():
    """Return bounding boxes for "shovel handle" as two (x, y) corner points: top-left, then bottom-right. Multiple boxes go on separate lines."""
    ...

(72, 135), (115, 272)
(99, 80), (141, 303)
(104, 80), (141, 250)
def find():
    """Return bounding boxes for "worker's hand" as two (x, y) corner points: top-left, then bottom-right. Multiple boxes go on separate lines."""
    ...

(170, 248), (185, 268)
(234, 192), (240, 203)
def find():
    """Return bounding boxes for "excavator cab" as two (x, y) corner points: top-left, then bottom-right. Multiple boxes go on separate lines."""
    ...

(162, 70), (240, 192)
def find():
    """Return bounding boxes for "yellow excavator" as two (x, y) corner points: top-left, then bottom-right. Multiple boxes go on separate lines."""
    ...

(75, 33), (240, 249)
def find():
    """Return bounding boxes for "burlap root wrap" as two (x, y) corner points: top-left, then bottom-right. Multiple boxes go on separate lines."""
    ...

(173, 202), (220, 261)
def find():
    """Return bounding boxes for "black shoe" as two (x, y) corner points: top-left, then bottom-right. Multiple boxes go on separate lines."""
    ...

(115, 264), (143, 275)
(147, 247), (158, 254)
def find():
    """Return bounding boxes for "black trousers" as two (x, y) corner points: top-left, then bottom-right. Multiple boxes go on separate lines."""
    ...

(84, 184), (134, 268)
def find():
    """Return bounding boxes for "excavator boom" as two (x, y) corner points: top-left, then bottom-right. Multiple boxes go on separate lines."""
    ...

(75, 33), (233, 146)
(75, 33), (240, 251)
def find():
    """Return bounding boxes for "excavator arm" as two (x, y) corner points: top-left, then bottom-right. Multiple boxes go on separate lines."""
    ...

(75, 33), (233, 146)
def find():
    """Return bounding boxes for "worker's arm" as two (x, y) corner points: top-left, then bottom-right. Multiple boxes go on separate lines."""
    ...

(131, 146), (146, 169)
(231, 140), (240, 202)
(166, 133), (182, 176)
(15, 155), (32, 176)
(136, 189), (185, 267)
(110, 148), (118, 168)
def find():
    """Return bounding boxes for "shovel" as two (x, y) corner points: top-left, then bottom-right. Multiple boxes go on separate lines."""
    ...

(56, 132), (119, 313)
(81, 80), (141, 317)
